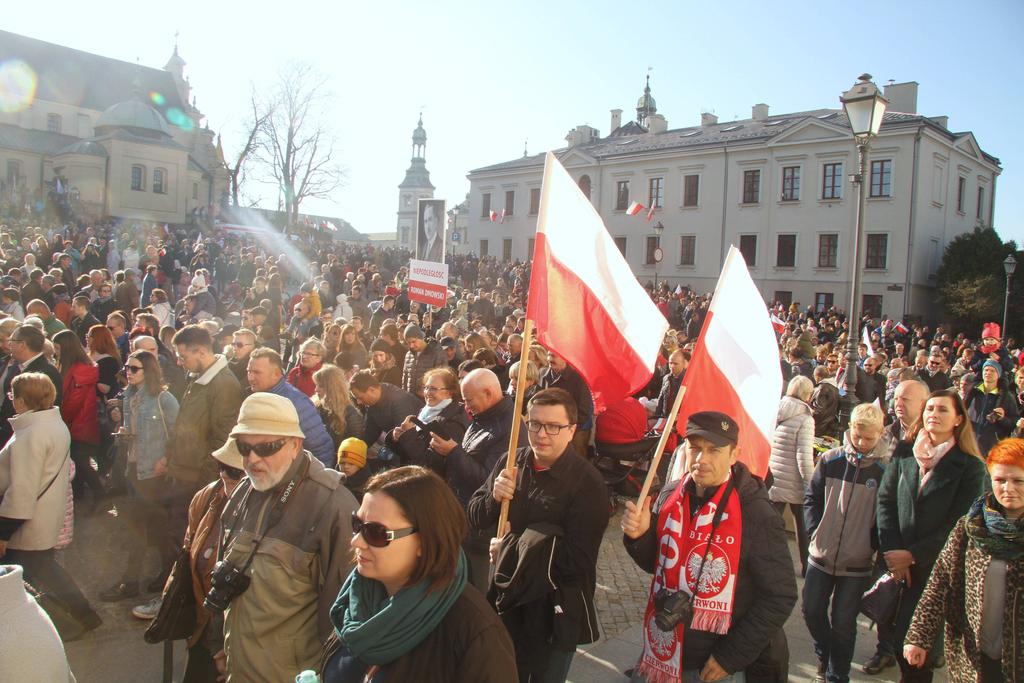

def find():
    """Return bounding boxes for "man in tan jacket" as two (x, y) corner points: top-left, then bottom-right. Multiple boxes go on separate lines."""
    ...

(212, 393), (357, 682)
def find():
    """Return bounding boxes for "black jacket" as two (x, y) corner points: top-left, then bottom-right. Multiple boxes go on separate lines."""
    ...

(0, 354), (64, 445)
(965, 385), (1019, 455)
(467, 445), (609, 661)
(362, 384), (423, 446)
(388, 400), (470, 473)
(656, 370), (685, 418)
(402, 340), (448, 398)
(537, 365), (595, 429)
(623, 463), (797, 675)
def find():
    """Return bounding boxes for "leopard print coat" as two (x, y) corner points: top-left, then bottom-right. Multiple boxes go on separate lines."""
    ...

(905, 517), (1023, 682)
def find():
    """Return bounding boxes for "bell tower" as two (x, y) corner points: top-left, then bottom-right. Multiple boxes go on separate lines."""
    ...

(396, 114), (435, 250)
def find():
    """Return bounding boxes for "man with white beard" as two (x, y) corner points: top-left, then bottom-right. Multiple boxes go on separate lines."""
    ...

(211, 393), (357, 682)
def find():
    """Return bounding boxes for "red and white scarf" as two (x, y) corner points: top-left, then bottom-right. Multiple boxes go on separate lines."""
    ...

(636, 475), (743, 683)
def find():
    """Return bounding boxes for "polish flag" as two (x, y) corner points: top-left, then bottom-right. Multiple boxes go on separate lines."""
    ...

(770, 313), (786, 335)
(626, 201), (645, 216)
(862, 327), (874, 356)
(675, 246), (783, 477)
(894, 321), (909, 335)
(646, 204), (656, 221)
(527, 153), (668, 412)
(489, 210), (498, 222)
(499, 209), (506, 224)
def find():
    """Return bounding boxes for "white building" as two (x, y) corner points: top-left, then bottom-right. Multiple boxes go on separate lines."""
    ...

(465, 78), (1001, 321)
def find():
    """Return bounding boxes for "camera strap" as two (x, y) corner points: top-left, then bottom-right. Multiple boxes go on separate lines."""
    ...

(687, 475), (735, 596)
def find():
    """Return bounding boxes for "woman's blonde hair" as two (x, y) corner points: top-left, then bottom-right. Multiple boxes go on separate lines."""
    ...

(786, 375), (814, 402)
(11, 372), (56, 411)
(313, 364), (351, 436)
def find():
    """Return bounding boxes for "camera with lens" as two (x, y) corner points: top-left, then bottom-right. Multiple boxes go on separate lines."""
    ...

(204, 560), (251, 612)
(653, 588), (694, 632)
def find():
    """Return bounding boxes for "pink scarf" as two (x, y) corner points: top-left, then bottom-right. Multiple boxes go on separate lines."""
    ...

(912, 431), (954, 491)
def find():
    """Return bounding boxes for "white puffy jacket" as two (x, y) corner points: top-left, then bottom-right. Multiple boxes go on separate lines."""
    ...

(767, 395), (815, 505)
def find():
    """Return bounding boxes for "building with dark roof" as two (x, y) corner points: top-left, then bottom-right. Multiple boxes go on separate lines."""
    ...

(465, 78), (1002, 321)
(0, 29), (228, 224)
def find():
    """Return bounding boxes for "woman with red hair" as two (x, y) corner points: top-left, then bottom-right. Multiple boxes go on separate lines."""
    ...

(904, 438), (1024, 682)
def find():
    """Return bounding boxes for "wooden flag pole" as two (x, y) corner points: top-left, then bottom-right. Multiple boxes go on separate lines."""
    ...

(496, 318), (534, 538)
(635, 385), (687, 506)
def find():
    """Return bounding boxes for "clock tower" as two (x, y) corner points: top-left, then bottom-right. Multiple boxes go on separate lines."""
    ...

(396, 114), (435, 250)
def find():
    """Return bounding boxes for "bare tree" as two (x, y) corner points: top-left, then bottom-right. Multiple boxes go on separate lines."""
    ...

(255, 62), (344, 223)
(225, 90), (272, 206)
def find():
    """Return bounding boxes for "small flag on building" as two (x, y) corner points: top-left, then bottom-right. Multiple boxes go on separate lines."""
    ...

(489, 210), (498, 222)
(626, 201), (645, 216)
(499, 209), (506, 224)
(646, 204), (656, 221)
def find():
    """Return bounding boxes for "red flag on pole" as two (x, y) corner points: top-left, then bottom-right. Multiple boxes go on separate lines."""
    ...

(489, 210), (498, 222)
(499, 209), (506, 224)
(674, 246), (783, 477)
(646, 204), (656, 221)
(626, 201), (645, 216)
(770, 313), (786, 335)
(527, 153), (668, 411)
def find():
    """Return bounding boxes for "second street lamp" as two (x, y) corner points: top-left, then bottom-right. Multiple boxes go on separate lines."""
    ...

(1003, 254), (1017, 336)
(838, 74), (888, 428)
(653, 221), (665, 291)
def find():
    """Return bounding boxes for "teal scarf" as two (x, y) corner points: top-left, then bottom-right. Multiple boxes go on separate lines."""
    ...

(330, 551), (468, 665)
(965, 494), (1024, 560)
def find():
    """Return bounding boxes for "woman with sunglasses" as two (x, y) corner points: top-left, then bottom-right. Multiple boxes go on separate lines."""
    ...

(321, 465), (516, 682)
(99, 350), (180, 603)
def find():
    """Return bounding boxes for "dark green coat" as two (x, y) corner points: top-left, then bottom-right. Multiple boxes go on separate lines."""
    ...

(876, 440), (986, 649)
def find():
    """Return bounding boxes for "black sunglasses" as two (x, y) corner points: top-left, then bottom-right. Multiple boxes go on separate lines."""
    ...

(236, 438), (288, 458)
(124, 364), (143, 374)
(218, 462), (245, 480)
(351, 512), (417, 548)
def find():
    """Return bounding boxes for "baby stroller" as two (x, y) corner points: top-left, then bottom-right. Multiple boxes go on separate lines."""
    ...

(593, 397), (662, 510)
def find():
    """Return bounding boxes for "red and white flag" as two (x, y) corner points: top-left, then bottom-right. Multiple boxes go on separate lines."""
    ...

(499, 209), (506, 224)
(626, 201), (645, 216)
(894, 321), (909, 335)
(489, 210), (498, 222)
(862, 327), (875, 356)
(675, 246), (783, 477)
(770, 313), (786, 335)
(527, 153), (668, 411)
(646, 204), (656, 221)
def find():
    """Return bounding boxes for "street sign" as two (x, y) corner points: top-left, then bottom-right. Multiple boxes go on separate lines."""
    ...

(451, 231), (460, 243)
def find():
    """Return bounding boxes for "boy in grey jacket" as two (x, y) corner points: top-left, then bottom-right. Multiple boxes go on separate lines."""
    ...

(802, 402), (889, 683)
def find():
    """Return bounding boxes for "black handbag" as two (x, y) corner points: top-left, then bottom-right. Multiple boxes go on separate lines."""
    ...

(143, 546), (196, 643)
(860, 571), (905, 627)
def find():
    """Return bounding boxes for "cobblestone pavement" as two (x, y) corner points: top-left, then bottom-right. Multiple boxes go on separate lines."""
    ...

(593, 505), (650, 637)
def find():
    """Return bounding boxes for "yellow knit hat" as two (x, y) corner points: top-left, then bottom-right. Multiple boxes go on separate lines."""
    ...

(338, 437), (367, 469)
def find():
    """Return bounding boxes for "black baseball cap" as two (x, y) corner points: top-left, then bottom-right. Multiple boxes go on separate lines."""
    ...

(683, 411), (739, 447)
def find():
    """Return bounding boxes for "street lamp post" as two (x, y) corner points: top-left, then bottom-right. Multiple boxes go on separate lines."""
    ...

(653, 221), (665, 291)
(1003, 255), (1017, 336)
(838, 74), (888, 430)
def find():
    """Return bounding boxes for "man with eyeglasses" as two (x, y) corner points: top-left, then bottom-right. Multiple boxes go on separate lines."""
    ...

(0, 325), (63, 445)
(401, 324), (447, 399)
(917, 353), (952, 393)
(213, 393), (357, 682)
(228, 329), (258, 387)
(468, 387), (609, 682)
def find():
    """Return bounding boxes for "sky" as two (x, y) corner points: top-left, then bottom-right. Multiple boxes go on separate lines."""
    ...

(5, 0), (1024, 245)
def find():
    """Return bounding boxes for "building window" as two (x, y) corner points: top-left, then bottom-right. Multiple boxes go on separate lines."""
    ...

(862, 294), (883, 319)
(957, 176), (966, 213)
(781, 166), (800, 201)
(814, 292), (834, 313)
(822, 162), (842, 200)
(645, 235), (660, 265)
(817, 233), (838, 268)
(776, 234), (796, 267)
(648, 177), (664, 208)
(614, 237), (627, 256)
(977, 186), (985, 220)
(153, 168), (166, 194)
(529, 188), (541, 216)
(193, 182), (199, 200)
(131, 165), (145, 191)
(578, 175), (592, 199)
(47, 113), (62, 133)
(742, 170), (760, 204)
(6, 160), (21, 188)
(504, 190), (515, 217)
(739, 234), (757, 266)
(479, 239), (489, 257)
(865, 233), (888, 269)
(679, 235), (696, 266)
(869, 160), (892, 197)
(400, 227), (410, 245)
(481, 193), (491, 218)
(683, 175), (699, 207)
(503, 239), (513, 261)
(774, 291), (793, 307)
(615, 181), (630, 210)
(528, 238), (535, 258)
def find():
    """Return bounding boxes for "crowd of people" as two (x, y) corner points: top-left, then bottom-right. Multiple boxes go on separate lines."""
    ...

(0, 213), (1021, 683)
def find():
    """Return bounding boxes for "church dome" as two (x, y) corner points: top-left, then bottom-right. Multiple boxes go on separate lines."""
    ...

(637, 90), (656, 111)
(96, 99), (172, 137)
